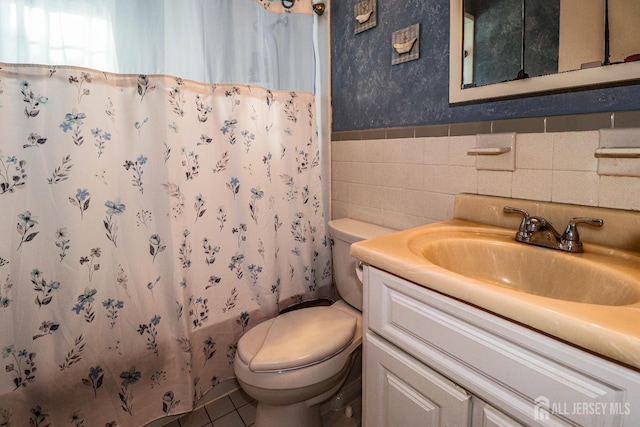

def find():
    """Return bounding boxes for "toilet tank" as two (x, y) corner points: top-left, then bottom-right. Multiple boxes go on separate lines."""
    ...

(328, 218), (394, 311)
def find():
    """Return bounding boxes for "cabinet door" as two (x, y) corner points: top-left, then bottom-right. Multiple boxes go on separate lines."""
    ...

(471, 397), (526, 427)
(365, 333), (471, 427)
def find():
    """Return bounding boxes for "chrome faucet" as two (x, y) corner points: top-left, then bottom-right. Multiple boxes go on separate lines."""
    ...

(503, 206), (603, 253)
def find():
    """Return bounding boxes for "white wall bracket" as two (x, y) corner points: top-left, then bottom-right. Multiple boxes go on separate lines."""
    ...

(467, 147), (511, 156)
(595, 147), (640, 158)
(471, 133), (516, 171)
(597, 128), (640, 176)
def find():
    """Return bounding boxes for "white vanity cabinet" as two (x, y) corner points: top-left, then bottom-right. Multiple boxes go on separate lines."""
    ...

(363, 266), (640, 427)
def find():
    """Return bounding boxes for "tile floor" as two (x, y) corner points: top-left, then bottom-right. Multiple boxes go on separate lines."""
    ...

(164, 388), (361, 427)
(164, 389), (257, 427)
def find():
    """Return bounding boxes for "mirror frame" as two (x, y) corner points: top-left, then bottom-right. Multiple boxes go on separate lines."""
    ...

(449, 0), (640, 104)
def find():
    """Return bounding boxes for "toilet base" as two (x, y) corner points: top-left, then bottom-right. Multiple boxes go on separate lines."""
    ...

(242, 358), (353, 427)
(255, 400), (322, 427)
(242, 372), (349, 427)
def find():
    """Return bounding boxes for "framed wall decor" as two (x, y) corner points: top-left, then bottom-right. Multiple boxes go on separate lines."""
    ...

(392, 23), (420, 65)
(355, 0), (377, 34)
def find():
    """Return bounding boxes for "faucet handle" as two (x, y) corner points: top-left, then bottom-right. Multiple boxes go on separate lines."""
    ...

(503, 206), (531, 239)
(561, 217), (604, 252)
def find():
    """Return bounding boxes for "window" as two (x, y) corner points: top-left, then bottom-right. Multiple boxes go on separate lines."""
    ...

(0, 0), (116, 71)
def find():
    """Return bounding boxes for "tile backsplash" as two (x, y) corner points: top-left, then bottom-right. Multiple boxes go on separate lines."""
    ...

(331, 122), (640, 231)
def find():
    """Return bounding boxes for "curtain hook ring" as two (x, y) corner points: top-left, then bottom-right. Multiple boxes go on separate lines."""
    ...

(281, 0), (295, 9)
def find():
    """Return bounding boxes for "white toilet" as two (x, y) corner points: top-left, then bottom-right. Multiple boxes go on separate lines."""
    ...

(234, 218), (393, 427)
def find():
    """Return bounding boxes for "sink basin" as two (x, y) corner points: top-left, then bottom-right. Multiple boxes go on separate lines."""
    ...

(408, 230), (640, 306)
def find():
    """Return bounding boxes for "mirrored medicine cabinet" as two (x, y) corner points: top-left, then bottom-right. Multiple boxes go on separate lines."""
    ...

(449, 0), (640, 104)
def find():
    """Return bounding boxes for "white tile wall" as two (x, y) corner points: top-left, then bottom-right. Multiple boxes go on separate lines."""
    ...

(331, 131), (640, 230)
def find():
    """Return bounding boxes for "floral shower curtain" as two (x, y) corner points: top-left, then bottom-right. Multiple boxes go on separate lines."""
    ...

(0, 3), (331, 426)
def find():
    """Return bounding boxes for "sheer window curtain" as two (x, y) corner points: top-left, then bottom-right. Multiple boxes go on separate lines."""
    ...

(0, 0), (316, 92)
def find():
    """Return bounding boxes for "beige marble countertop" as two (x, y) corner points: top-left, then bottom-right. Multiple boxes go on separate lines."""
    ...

(351, 195), (640, 371)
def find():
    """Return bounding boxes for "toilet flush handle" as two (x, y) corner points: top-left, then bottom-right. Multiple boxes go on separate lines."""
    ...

(356, 261), (364, 282)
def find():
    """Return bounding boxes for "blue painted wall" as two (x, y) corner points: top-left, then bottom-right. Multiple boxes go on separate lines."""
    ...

(331, 0), (640, 132)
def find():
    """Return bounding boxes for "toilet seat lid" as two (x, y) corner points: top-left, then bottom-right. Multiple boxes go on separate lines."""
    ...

(239, 306), (357, 372)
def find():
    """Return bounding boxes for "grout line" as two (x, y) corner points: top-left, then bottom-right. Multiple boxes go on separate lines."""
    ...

(202, 406), (213, 423)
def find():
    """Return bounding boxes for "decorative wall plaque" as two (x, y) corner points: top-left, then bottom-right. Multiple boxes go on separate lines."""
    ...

(392, 23), (420, 65)
(354, 0), (377, 34)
